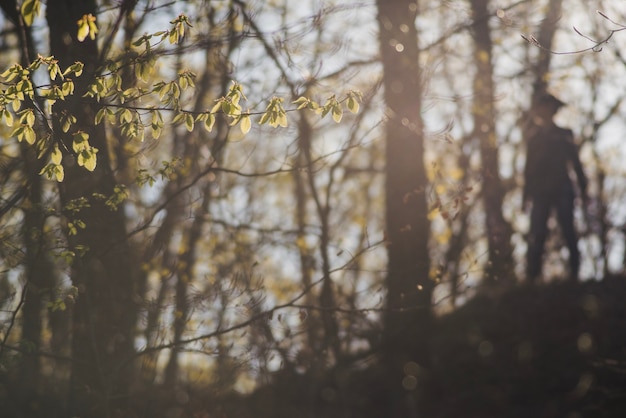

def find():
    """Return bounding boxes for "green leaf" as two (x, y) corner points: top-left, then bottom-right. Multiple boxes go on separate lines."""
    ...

(48, 62), (60, 81)
(61, 80), (74, 96)
(72, 62), (84, 77)
(168, 29), (179, 44)
(277, 112), (288, 128)
(259, 111), (270, 125)
(54, 164), (64, 182)
(151, 110), (163, 138)
(63, 62), (83, 77)
(0, 65), (18, 82)
(88, 17), (98, 40)
(23, 125), (36, 144)
(293, 97), (310, 110)
(210, 100), (222, 114)
(77, 20), (89, 42)
(171, 113), (185, 126)
(20, 0), (40, 26)
(11, 98), (21, 112)
(61, 112), (76, 133)
(204, 113), (215, 132)
(332, 104), (343, 123)
(3, 109), (14, 127)
(10, 125), (23, 141)
(95, 107), (106, 125)
(76, 14), (97, 42)
(347, 97), (359, 114)
(240, 114), (251, 134)
(184, 113), (194, 132)
(221, 101), (233, 115)
(72, 131), (89, 152)
(78, 148), (98, 172)
(151, 123), (162, 139)
(24, 109), (35, 126)
(120, 108), (133, 124)
(51, 146), (62, 165)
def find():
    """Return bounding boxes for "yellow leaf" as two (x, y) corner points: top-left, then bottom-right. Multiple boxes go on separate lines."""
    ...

(347, 97), (359, 114)
(77, 20), (89, 42)
(204, 114), (215, 132)
(4, 109), (13, 127)
(151, 125), (161, 139)
(23, 126), (36, 144)
(79, 149), (98, 172)
(332, 104), (343, 123)
(24, 109), (35, 126)
(51, 146), (62, 165)
(55, 165), (64, 182)
(20, 0), (40, 26)
(88, 20), (98, 40)
(240, 114), (251, 134)
(278, 113), (288, 127)
(184, 113), (194, 132)
(210, 101), (222, 114)
(293, 96), (309, 109)
(95, 107), (106, 125)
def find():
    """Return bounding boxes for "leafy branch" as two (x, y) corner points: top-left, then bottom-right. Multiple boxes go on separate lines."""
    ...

(0, 12), (361, 182)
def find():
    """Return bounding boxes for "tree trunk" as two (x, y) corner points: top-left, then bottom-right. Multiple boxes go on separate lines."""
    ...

(529, 0), (563, 101)
(521, 0), (564, 283)
(18, 146), (50, 413)
(469, 0), (514, 285)
(1, 2), (63, 411)
(46, 1), (138, 416)
(376, 0), (433, 416)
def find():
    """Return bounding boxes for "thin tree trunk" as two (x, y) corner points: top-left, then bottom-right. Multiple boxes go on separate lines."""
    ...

(163, 9), (236, 382)
(293, 142), (319, 364)
(469, 0), (514, 286)
(298, 113), (341, 363)
(377, 0), (433, 416)
(530, 0), (563, 100)
(18, 146), (50, 412)
(521, 0), (564, 283)
(523, 0), (564, 124)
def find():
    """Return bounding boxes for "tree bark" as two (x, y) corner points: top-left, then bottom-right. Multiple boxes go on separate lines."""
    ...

(521, 0), (564, 283)
(469, 0), (514, 285)
(376, 0), (433, 416)
(529, 0), (563, 102)
(46, 1), (138, 416)
(18, 145), (53, 414)
(0, 1), (63, 411)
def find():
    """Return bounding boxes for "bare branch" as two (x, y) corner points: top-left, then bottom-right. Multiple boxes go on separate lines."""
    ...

(522, 10), (626, 55)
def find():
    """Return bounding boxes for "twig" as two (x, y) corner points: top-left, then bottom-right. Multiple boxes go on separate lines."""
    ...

(522, 10), (626, 55)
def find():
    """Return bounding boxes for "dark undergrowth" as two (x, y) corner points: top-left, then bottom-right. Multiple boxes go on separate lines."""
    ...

(3, 276), (626, 417)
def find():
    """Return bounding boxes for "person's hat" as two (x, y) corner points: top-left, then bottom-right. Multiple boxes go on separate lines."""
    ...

(536, 92), (566, 108)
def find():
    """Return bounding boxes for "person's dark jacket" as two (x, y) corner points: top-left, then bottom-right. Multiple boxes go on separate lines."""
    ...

(523, 123), (588, 204)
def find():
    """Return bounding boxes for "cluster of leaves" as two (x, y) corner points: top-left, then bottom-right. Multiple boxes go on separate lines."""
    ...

(0, 56), (84, 181)
(2, 8), (362, 184)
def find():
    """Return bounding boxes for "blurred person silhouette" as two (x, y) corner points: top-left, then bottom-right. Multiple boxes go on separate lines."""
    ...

(523, 93), (588, 283)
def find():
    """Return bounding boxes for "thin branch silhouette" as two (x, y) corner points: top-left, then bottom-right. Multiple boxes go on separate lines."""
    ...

(522, 10), (626, 54)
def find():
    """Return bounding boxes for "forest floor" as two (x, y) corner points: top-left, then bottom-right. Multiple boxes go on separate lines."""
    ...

(5, 275), (626, 418)
(225, 275), (626, 418)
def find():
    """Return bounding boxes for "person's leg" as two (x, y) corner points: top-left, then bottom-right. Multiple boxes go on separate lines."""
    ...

(527, 199), (551, 283)
(556, 191), (580, 282)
